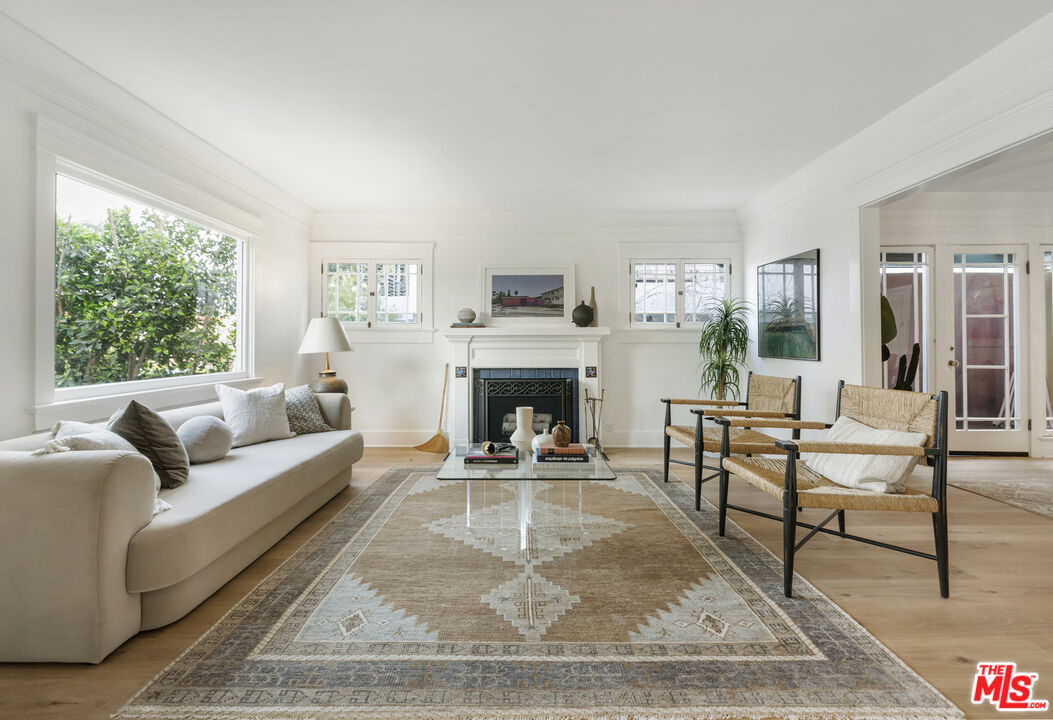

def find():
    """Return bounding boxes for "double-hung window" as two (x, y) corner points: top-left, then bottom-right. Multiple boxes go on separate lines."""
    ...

(324, 260), (423, 328)
(630, 259), (730, 327)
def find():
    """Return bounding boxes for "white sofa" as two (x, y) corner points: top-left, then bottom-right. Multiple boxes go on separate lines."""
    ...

(0, 393), (363, 663)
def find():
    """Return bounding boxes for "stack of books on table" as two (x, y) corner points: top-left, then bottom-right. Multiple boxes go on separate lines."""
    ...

(535, 442), (589, 463)
(463, 446), (518, 465)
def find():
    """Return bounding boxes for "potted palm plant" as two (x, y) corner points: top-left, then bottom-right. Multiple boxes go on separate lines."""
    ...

(698, 298), (751, 401)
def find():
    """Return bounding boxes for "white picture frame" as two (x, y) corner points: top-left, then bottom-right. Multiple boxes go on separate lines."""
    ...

(482, 265), (575, 325)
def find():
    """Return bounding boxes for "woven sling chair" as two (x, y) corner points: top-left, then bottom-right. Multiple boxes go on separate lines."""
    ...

(716, 381), (950, 598)
(661, 373), (802, 511)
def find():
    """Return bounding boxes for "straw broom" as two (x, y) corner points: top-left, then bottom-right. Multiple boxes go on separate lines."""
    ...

(414, 363), (450, 453)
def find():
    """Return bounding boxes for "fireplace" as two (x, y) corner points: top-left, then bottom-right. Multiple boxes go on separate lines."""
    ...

(472, 369), (578, 443)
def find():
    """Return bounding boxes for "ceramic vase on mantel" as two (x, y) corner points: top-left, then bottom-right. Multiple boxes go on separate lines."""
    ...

(588, 286), (598, 327)
(509, 407), (536, 444)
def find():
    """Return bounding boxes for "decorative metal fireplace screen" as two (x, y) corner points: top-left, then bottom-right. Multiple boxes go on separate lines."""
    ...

(472, 369), (578, 443)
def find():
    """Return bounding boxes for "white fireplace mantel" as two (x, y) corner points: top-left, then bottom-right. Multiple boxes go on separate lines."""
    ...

(443, 326), (610, 446)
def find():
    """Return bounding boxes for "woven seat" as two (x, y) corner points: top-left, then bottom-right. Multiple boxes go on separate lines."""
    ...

(661, 373), (801, 512)
(722, 456), (939, 513)
(715, 381), (951, 599)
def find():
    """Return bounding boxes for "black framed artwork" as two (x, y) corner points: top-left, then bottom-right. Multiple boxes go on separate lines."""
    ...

(757, 249), (820, 361)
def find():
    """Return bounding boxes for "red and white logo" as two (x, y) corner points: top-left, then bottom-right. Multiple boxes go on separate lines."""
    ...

(972, 662), (1048, 712)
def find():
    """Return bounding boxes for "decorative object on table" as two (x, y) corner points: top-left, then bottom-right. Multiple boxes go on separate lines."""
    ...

(455, 366), (467, 378)
(535, 441), (588, 462)
(116, 467), (963, 720)
(483, 265), (574, 325)
(551, 419), (571, 447)
(584, 388), (604, 450)
(880, 295), (921, 390)
(587, 285), (598, 326)
(464, 444), (518, 464)
(757, 248), (820, 361)
(457, 307), (477, 323)
(509, 406), (536, 443)
(530, 428), (554, 452)
(698, 297), (751, 401)
(285, 384), (336, 435)
(571, 300), (594, 327)
(414, 363), (450, 454)
(298, 316), (354, 393)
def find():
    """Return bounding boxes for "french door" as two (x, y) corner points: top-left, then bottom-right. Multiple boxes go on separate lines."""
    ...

(934, 246), (1029, 453)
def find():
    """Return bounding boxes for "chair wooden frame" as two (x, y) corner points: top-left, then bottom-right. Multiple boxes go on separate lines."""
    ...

(715, 381), (950, 598)
(661, 372), (802, 511)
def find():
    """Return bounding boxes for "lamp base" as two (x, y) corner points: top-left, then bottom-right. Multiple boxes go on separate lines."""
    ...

(310, 371), (348, 394)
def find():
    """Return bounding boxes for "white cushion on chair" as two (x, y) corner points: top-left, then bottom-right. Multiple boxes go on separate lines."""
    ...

(804, 416), (927, 494)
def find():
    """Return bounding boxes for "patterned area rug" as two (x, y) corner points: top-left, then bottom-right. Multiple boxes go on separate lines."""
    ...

(117, 468), (962, 720)
(949, 472), (1053, 520)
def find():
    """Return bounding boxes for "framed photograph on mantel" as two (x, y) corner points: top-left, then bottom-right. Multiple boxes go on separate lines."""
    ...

(757, 249), (820, 361)
(482, 265), (575, 325)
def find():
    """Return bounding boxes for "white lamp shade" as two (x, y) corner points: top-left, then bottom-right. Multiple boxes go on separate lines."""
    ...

(297, 317), (353, 354)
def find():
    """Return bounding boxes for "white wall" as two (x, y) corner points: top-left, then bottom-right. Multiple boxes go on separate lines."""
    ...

(0, 17), (313, 438)
(739, 14), (1053, 425)
(310, 211), (742, 446)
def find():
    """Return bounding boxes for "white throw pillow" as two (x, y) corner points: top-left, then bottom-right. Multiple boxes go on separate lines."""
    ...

(215, 383), (294, 447)
(804, 416), (927, 494)
(177, 415), (234, 463)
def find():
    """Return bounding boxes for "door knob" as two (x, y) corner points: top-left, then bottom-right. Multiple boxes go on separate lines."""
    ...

(948, 360), (959, 367)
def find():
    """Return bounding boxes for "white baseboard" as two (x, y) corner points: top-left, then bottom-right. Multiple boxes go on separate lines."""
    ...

(360, 429), (442, 447)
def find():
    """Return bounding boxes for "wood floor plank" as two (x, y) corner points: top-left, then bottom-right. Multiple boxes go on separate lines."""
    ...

(0, 448), (1049, 719)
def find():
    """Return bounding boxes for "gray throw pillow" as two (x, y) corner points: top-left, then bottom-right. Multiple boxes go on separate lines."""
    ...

(177, 416), (234, 464)
(285, 385), (336, 435)
(108, 401), (190, 489)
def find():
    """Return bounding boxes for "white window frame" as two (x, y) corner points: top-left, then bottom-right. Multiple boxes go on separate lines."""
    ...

(309, 241), (435, 343)
(34, 122), (258, 429)
(322, 258), (424, 329)
(628, 257), (731, 328)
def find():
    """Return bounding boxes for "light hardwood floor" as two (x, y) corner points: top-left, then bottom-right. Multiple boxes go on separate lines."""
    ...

(0, 448), (1050, 720)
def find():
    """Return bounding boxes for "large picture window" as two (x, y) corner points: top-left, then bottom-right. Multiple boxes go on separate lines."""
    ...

(54, 174), (245, 389)
(324, 260), (422, 327)
(630, 259), (729, 327)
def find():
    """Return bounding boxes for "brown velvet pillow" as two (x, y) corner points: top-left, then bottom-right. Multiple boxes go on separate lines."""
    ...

(108, 401), (190, 489)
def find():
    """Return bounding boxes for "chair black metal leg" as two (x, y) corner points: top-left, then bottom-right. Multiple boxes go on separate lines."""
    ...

(933, 508), (949, 598)
(663, 433), (671, 483)
(783, 495), (797, 598)
(694, 443), (703, 511)
(718, 463), (729, 537)
(837, 510), (846, 534)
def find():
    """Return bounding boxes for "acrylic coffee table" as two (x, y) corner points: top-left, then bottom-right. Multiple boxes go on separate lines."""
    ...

(436, 443), (617, 481)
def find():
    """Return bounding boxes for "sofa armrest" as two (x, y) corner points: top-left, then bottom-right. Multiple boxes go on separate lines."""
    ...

(315, 393), (353, 430)
(0, 450), (155, 662)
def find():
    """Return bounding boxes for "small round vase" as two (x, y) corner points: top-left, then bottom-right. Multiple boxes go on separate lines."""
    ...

(572, 301), (594, 327)
(531, 431), (554, 452)
(509, 406), (536, 443)
(457, 307), (477, 323)
(552, 420), (571, 447)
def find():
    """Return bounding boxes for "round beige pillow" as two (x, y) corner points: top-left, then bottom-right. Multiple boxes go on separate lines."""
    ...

(176, 416), (234, 464)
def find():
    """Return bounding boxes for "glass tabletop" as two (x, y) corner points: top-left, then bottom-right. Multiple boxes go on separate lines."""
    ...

(436, 443), (617, 481)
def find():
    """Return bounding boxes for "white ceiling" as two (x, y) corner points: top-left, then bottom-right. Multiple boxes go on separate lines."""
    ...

(2, 1), (1052, 213)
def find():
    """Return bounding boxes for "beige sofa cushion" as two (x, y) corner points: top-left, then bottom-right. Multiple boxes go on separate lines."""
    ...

(126, 429), (363, 593)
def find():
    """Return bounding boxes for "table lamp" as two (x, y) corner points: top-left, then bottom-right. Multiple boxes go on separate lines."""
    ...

(298, 317), (354, 393)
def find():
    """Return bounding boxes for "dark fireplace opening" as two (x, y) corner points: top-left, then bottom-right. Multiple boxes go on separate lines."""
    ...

(472, 369), (578, 443)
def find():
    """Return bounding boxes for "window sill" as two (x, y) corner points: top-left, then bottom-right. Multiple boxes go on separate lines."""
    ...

(613, 328), (703, 344)
(344, 328), (436, 344)
(35, 376), (263, 430)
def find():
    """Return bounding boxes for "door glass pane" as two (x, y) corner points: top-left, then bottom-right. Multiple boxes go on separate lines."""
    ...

(1046, 251), (1053, 432)
(954, 253), (1018, 431)
(879, 250), (930, 391)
